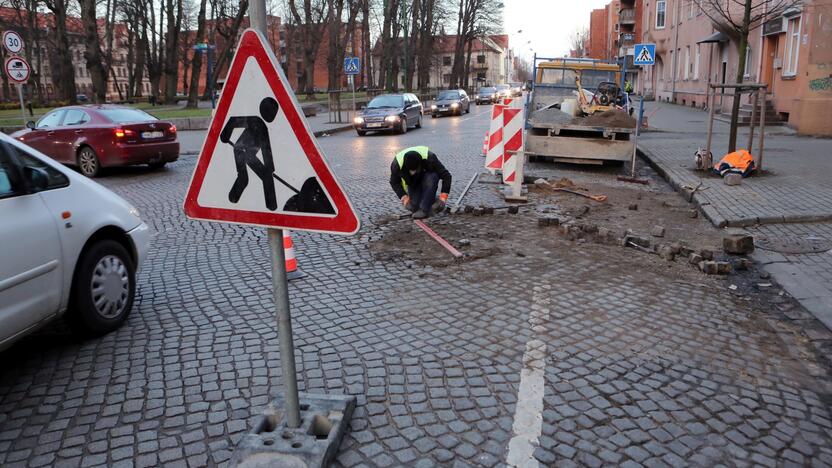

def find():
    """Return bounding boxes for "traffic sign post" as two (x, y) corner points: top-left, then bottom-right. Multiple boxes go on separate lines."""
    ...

(184, 26), (359, 467)
(344, 57), (359, 121)
(629, 43), (654, 179)
(5, 55), (30, 129)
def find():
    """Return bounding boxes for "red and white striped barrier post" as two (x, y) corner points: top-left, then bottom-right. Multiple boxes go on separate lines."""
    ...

(482, 132), (489, 157)
(501, 104), (524, 185)
(485, 103), (507, 174)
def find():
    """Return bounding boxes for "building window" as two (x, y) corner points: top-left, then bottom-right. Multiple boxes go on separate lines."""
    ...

(477, 55), (485, 64)
(784, 16), (801, 76)
(743, 45), (752, 77)
(684, 46), (690, 80)
(656, 0), (666, 29)
(694, 44), (700, 79)
(443, 56), (451, 66)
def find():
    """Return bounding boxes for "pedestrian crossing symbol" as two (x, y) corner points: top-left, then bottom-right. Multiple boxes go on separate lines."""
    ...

(634, 43), (656, 66)
(344, 57), (360, 75)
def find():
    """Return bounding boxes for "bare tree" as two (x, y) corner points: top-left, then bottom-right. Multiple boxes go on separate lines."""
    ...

(79, 0), (110, 102)
(695, 0), (798, 152)
(187, 0), (208, 108)
(42, 0), (77, 103)
(449, 0), (502, 89)
(287, 0), (331, 96)
(569, 26), (589, 57)
(163, 0), (184, 102)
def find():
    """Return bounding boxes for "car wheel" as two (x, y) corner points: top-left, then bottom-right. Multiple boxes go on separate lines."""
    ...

(69, 240), (135, 335)
(148, 161), (167, 170)
(431, 113), (437, 118)
(77, 146), (101, 178)
(415, 114), (422, 128)
(356, 130), (367, 136)
(399, 117), (407, 134)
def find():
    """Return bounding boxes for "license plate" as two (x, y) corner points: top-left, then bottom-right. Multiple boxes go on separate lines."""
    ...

(367, 123), (383, 128)
(142, 131), (164, 139)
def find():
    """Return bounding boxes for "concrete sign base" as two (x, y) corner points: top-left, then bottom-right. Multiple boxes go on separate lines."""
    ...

(229, 393), (356, 468)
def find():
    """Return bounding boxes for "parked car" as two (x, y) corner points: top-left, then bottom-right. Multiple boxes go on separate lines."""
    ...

(353, 94), (423, 136)
(431, 89), (470, 117)
(12, 105), (179, 178)
(495, 84), (512, 100)
(0, 132), (150, 351)
(475, 87), (497, 104)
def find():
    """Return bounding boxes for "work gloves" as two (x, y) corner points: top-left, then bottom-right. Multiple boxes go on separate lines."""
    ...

(431, 193), (449, 213)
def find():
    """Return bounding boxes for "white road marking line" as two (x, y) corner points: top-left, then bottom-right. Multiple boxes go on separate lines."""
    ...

(506, 285), (550, 468)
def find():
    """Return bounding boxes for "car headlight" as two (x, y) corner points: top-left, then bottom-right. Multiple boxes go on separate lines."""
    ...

(353, 116), (364, 124)
(385, 115), (400, 123)
(450, 102), (459, 108)
(431, 104), (437, 110)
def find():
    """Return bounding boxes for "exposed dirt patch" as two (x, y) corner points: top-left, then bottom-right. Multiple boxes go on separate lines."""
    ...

(369, 217), (500, 268)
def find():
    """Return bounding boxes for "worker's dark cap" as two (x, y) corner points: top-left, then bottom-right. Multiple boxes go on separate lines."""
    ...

(402, 151), (423, 171)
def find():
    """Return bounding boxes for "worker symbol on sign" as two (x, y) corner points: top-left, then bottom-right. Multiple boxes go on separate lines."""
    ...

(219, 97), (334, 214)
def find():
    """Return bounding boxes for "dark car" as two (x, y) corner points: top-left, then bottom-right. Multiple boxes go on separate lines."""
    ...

(431, 89), (470, 117)
(12, 105), (179, 177)
(353, 94), (423, 136)
(475, 87), (497, 104)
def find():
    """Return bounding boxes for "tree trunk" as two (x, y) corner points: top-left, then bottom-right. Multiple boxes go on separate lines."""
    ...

(80, 0), (109, 103)
(361, 0), (371, 88)
(163, 0), (183, 103)
(47, 2), (77, 103)
(187, 0), (208, 108)
(728, 1), (753, 153)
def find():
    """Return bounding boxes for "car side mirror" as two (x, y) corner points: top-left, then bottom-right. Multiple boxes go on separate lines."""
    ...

(24, 166), (49, 191)
(25, 121), (35, 130)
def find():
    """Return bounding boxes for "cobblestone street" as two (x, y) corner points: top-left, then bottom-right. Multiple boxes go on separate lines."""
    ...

(1, 103), (832, 467)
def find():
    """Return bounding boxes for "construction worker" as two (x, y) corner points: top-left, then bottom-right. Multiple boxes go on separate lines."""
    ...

(390, 146), (452, 219)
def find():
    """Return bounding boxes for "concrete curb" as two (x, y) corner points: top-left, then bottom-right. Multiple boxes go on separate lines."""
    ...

(313, 124), (354, 137)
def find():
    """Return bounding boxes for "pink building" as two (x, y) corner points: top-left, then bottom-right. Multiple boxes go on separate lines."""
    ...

(640, 0), (832, 135)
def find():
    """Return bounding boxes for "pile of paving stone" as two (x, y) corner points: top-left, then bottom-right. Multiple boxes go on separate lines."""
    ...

(539, 214), (756, 276)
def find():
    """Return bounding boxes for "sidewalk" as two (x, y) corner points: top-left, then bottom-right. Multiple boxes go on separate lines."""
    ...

(637, 101), (832, 331)
(177, 113), (354, 155)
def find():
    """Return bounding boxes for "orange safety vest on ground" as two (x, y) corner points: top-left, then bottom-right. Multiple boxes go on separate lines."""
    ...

(714, 149), (755, 177)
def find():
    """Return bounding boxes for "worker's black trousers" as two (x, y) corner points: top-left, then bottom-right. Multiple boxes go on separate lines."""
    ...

(228, 148), (277, 211)
(406, 172), (439, 213)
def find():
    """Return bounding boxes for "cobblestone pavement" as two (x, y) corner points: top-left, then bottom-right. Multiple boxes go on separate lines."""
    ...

(1, 103), (832, 467)
(638, 101), (832, 339)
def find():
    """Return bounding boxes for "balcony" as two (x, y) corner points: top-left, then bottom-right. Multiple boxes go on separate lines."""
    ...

(473, 62), (488, 70)
(619, 8), (636, 25)
(619, 32), (635, 47)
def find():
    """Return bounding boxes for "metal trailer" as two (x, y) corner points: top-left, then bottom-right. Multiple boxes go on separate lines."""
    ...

(524, 55), (635, 165)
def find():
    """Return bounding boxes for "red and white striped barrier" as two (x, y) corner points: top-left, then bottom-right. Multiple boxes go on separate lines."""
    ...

(501, 105), (524, 185)
(485, 103), (507, 173)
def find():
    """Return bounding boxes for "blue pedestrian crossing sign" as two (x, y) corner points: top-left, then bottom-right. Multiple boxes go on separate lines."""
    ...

(633, 43), (656, 66)
(344, 57), (360, 75)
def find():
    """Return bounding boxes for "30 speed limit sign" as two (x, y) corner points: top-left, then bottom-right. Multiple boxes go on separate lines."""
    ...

(3, 31), (23, 54)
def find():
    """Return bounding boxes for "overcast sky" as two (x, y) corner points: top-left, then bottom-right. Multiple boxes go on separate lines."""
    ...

(503, 0), (612, 60)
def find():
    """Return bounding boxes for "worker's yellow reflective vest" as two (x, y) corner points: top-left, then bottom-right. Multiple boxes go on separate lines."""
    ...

(395, 146), (430, 192)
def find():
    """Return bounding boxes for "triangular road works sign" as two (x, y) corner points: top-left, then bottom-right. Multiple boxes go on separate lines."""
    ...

(183, 29), (360, 235)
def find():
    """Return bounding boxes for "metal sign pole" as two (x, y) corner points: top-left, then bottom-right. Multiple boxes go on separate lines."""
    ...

(267, 228), (301, 428)
(250, 0), (301, 430)
(17, 84), (26, 126)
(351, 74), (356, 121)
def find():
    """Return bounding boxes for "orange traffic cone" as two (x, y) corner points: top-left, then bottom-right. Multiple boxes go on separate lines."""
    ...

(283, 231), (304, 280)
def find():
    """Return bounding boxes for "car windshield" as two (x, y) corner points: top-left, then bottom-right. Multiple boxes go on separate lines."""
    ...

(367, 95), (404, 109)
(496, 84), (510, 90)
(99, 108), (158, 123)
(479, 87), (496, 94)
(437, 91), (460, 100)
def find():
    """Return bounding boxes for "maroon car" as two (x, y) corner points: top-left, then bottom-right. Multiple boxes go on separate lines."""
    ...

(12, 105), (179, 177)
